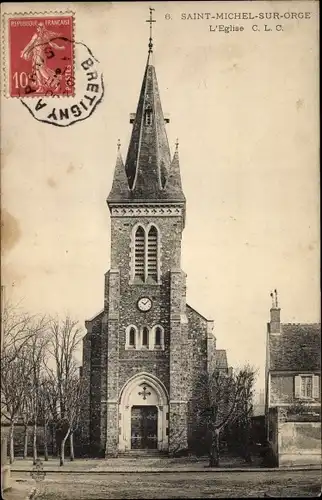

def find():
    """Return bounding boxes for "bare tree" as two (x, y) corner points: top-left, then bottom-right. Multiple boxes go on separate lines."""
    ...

(61, 375), (83, 464)
(21, 381), (33, 459)
(26, 333), (49, 465)
(1, 300), (47, 365)
(1, 299), (49, 463)
(46, 316), (83, 465)
(196, 365), (256, 467)
(1, 353), (32, 463)
(38, 376), (57, 461)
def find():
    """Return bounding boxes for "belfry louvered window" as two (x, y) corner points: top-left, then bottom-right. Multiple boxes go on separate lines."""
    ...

(134, 226), (145, 280)
(147, 226), (158, 280)
(133, 225), (159, 283)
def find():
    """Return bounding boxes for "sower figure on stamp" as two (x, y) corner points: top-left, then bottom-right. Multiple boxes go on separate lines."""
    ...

(20, 22), (65, 93)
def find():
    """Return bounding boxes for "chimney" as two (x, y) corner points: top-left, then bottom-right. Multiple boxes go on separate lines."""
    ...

(269, 289), (281, 334)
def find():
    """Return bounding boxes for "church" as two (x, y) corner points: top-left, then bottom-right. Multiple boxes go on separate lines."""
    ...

(81, 14), (228, 457)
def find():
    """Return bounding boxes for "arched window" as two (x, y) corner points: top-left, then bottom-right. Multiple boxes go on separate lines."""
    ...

(155, 327), (162, 346)
(129, 327), (136, 347)
(142, 327), (149, 348)
(132, 225), (160, 284)
(154, 325), (164, 350)
(126, 325), (138, 349)
(147, 226), (158, 280)
(134, 226), (145, 280)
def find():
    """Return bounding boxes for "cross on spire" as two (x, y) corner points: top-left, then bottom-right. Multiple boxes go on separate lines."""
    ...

(146, 7), (156, 54)
(175, 138), (179, 152)
(117, 138), (121, 151)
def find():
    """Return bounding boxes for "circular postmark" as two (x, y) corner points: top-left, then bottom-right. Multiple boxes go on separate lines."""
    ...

(19, 37), (104, 126)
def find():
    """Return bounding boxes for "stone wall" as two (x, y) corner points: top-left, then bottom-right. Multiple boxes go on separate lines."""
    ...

(278, 421), (321, 466)
(268, 407), (321, 467)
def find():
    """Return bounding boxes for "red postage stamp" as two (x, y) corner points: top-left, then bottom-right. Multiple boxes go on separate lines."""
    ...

(8, 16), (74, 98)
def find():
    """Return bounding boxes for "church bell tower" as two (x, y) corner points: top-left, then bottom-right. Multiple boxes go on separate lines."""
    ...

(104, 9), (189, 455)
(81, 9), (217, 459)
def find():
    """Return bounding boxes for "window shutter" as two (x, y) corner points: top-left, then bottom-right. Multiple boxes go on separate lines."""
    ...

(294, 375), (301, 398)
(312, 375), (320, 399)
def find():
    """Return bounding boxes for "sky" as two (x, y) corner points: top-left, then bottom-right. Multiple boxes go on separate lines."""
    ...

(1, 1), (320, 392)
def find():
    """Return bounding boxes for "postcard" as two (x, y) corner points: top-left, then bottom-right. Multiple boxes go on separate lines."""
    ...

(1, 2), (320, 498)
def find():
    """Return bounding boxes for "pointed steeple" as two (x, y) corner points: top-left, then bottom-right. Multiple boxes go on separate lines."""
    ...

(124, 51), (172, 200)
(107, 140), (129, 202)
(164, 139), (185, 201)
(108, 10), (185, 206)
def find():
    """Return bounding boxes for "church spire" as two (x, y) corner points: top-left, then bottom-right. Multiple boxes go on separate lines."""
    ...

(123, 10), (172, 200)
(164, 140), (185, 202)
(108, 9), (185, 205)
(107, 140), (129, 202)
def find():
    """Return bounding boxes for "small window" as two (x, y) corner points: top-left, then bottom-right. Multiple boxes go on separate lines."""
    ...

(295, 374), (318, 399)
(126, 325), (138, 349)
(129, 327), (136, 347)
(142, 327), (149, 347)
(153, 325), (164, 350)
(145, 109), (153, 126)
(301, 375), (313, 398)
(155, 327), (161, 346)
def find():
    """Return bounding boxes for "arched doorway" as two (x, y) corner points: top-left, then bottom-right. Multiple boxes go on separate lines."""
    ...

(118, 373), (169, 452)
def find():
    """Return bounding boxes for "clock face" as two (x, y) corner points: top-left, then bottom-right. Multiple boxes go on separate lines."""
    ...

(137, 297), (152, 312)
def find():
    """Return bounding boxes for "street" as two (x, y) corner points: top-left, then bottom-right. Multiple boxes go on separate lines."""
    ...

(11, 470), (321, 499)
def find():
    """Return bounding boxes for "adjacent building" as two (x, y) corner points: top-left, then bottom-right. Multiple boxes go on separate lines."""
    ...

(265, 290), (321, 466)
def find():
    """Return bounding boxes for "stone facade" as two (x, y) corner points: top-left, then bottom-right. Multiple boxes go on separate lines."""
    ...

(80, 39), (227, 457)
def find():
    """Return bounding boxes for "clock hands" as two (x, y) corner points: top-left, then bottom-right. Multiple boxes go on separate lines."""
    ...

(138, 297), (152, 311)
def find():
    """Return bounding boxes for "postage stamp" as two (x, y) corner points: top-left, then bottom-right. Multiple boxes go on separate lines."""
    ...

(2, 11), (104, 127)
(8, 15), (74, 97)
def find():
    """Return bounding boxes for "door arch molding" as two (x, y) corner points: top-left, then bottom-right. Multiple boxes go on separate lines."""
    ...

(118, 372), (169, 451)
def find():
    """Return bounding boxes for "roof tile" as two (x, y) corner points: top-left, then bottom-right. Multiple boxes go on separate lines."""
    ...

(269, 323), (321, 371)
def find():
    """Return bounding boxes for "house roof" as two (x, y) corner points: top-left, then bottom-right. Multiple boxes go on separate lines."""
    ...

(215, 349), (228, 370)
(269, 323), (321, 371)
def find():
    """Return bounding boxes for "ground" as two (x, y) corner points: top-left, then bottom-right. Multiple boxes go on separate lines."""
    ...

(5, 468), (321, 499)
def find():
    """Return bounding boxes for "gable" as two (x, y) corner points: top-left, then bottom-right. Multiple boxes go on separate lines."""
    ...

(186, 304), (209, 323)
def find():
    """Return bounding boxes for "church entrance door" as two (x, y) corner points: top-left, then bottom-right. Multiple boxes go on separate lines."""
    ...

(131, 405), (158, 450)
